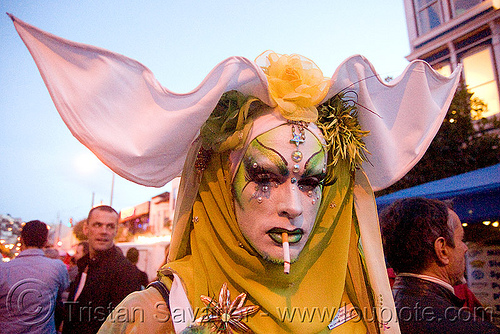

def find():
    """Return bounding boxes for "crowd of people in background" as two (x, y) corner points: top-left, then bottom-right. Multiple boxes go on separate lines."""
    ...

(2, 198), (500, 333)
(0, 205), (151, 334)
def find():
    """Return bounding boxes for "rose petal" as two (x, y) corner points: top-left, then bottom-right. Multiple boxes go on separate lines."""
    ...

(259, 52), (329, 122)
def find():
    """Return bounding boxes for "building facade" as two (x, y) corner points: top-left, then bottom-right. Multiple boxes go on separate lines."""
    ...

(117, 178), (180, 242)
(404, 0), (500, 117)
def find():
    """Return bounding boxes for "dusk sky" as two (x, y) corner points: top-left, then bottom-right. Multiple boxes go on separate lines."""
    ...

(0, 1), (411, 227)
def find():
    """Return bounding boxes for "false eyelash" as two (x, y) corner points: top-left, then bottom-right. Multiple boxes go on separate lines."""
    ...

(297, 174), (326, 189)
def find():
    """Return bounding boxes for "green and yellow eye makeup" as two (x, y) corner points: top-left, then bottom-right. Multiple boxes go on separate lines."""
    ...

(232, 125), (326, 208)
(232, 124), (328, 264)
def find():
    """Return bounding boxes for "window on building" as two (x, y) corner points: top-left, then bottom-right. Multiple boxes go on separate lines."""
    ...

(462, 47), (500, 117)
(435, 63), (452, 76)
(451, 0), (483, 17)
(414, 0), (443, 35)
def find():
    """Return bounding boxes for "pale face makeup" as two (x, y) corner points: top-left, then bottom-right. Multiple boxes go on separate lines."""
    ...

(232, 124), (326, 263)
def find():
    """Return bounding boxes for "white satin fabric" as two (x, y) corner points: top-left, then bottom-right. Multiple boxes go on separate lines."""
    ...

(10, 14), (461, 191)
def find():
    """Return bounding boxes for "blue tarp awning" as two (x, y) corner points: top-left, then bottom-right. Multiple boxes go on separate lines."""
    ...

(376, 164), (500, 224)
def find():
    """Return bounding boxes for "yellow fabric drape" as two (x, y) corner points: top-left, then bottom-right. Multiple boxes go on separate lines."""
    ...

(161, 149), (376, 333)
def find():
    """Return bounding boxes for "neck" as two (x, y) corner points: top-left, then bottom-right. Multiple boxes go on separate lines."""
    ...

(419, 264), (456, 286)
(398, 272), (456, 293)
(21, 245), (41, 251)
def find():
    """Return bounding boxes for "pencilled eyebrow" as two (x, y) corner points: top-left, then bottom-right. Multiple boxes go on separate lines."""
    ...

(245, 138), (289, 176)
(303, 148), (326, 177)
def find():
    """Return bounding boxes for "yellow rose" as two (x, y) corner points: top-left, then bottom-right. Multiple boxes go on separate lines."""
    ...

(257, 51), (330, 122)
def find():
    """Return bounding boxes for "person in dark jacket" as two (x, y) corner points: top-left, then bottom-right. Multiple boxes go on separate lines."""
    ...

(62, 205), (142, 334)
(126, 247), (149, 288)
(380, 197), (500, 333)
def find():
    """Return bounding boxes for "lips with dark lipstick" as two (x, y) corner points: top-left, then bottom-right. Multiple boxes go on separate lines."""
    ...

(267, 228), (304, 244)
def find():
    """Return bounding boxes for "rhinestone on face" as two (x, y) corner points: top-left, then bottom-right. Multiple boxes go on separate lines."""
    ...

(262, 185), (269, 192)
(291, 151), (303, 162)
(253, 162), (258, 169)
(290, 124), (306, 148)
(308, 190), (313, 197)
(291, 177), (297, 184)
(312, 199), (316, 204)
(257, 197), (263, 203)
(293, 164), (300, 173)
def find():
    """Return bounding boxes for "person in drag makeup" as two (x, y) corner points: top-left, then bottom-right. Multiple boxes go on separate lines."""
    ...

(11, 15), (461, 333)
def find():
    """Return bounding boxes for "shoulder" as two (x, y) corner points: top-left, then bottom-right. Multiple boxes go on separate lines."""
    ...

(0, 260), (11, 270)
(104, 247), (133, 271)
(98, 288), (175, 334)
(110, 247), (133, 266)
(395, 279), (500, 333)
(109, 249), (140, 278)
(51, 257), (67, 268)
(44, 257), (68, 272)
(125, 287), (165, 306)
(40, 258), (69, 285)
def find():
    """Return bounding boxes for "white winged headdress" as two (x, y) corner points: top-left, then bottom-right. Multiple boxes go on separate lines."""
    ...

(9, 14), (460, 191)
(10, 14), (461, 334)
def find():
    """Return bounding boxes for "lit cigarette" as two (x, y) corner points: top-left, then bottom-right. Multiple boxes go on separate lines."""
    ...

(282, 232), (290, 274)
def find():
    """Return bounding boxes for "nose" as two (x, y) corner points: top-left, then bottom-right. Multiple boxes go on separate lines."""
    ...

(98, 225), (111, 235)
(277, 182), (303, 220)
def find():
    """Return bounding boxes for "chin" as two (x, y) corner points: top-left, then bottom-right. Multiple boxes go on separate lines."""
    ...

(95, 244), (112, 252)
(259, 249), (302, 264)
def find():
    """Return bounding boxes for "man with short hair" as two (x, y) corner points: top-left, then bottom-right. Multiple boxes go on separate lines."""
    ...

(0, 220), (69, 334)
(380, 197), (500, 333)
(62, 206), (142, 334)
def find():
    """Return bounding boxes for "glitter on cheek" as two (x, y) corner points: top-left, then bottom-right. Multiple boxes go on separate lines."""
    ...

(312, 187), (322, 205)
(250, 182), (272, 203)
